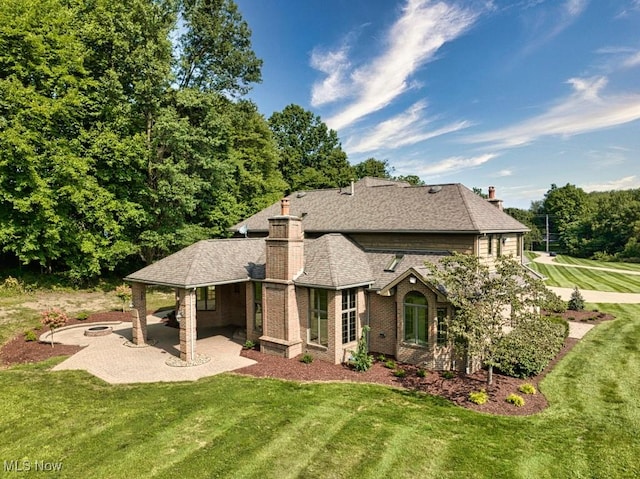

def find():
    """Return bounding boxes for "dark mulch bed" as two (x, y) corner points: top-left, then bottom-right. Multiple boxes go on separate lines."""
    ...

(0, 311), (131, 367)
(1, 309), (615, 416)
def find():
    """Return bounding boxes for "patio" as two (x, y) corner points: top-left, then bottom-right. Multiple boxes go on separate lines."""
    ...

(46, 314), (255, 384)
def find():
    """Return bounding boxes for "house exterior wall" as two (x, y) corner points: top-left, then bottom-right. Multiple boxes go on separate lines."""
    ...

(197, 283), (246, 328)
(367, 293), (397, 356)
(349, 233), (475, 254)
(477, 233), (523, 268)
(392, 277), (462, 371)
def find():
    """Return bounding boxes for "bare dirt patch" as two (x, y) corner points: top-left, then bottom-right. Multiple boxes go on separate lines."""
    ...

(20, 291), (122, 315)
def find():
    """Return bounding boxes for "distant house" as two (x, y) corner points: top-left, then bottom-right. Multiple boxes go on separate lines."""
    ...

(125, 178), (528, 371)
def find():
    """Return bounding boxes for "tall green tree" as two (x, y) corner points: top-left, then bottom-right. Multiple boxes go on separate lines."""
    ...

(542, 183), (593, 256)
(268, 104), (353, 191)
(354, 158), (391, 179)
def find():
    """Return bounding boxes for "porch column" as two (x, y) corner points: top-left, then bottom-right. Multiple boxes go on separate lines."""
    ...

(178, 288), (197, 362)
(131, 282), (147, 345)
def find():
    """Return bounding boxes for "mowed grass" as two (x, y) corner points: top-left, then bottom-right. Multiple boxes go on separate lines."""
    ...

(1, 304), (640, 478)
(553, 255), (640, 272)
(526, 261), (640, 292)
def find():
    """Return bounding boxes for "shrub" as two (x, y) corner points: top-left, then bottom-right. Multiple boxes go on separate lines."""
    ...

(441, 370), (455, 380)
(568, 286), (585, 311)
(506, 394), (525, 407)
(494, 315), (566, 378)
(76, 311), (89, 321)
(114, 284), (132, 312)
(416, 368), (427, 378)
(377, 354), (386, 362)
(243, 340), (255, 350)
(24, 330), (37, 342)
(384, 359), (397, 369)
(350, 326), (374, 372)
(518, 383), (537, 395)
(541, 290), (567, 313)
(40, 308), (69, 347)
(393, 368), (406, 378)
(301, 353), (313, 364)
(469, 390), (488, 405)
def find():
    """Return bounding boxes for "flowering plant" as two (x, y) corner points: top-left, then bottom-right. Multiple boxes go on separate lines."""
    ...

(115, 284), (132, 312)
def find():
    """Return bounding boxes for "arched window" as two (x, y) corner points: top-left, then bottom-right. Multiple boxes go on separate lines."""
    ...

(404, 291), (428, 345)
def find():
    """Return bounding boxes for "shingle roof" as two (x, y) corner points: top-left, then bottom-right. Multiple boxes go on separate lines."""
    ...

(232, 178), (528, 234)
(124, 238), (265, 288)
(295, 234), (374, 289)
(364, 250), (447, 290)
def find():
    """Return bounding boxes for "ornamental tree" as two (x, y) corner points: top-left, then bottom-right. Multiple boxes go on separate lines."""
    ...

(425, 253), (555, 385)
(41, 308), (69, 347)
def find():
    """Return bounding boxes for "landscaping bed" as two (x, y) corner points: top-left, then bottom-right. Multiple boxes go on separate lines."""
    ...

(0, 311), (131, 366)
(0, 309), (615, 416)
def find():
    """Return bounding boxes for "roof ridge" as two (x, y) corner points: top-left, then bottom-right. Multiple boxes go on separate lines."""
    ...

(457, 184), (481, 231)
(184, 240), (206, 287)
(324, 234), (340, 287)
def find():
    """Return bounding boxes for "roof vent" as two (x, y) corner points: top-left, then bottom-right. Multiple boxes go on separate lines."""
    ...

(297, 192), (307, 198)
(428, 186), (442, 194)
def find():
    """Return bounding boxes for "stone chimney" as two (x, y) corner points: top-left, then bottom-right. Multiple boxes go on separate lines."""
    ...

(487, 186), (503, 210)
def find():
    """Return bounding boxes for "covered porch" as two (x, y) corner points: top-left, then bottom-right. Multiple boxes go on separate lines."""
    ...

(124, 238), (265, 366)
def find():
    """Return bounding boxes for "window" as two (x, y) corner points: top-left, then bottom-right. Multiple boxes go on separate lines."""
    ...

(196, 286), (216, 311)
(497, 235), (502, 256)
(488, 235), (493, 255)
(253, 282), (262, 332)
(436, 307), (448, 346)
(341, 288), (357, 344)
(403, 291), (428, 346)
(309, 289), (328, 347)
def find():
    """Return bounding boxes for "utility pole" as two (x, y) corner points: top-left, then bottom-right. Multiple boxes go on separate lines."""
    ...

(545, 214), (550, 253)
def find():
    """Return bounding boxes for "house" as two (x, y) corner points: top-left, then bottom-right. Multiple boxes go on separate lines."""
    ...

(125, 178), (528, 370)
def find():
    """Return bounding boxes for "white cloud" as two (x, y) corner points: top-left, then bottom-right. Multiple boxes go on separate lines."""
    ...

(466, 76), (640, 148)
(582, 176), (640, 192)
(311, 0), (479, 131)
(565, 0), (588, 17)
(497, 169), (513, 177)
(344, 100), (470, 153)
(310, 44), (352, 106)
(623, 51), (640, 68)
(414, 153), (498, 177)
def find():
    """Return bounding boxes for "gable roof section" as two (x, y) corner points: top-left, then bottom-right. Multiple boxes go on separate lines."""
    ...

(295, 234), (374, 289)
(233, 178), (528, 234)
(364, 250), (448, 291)
(124, 238), (265, 288)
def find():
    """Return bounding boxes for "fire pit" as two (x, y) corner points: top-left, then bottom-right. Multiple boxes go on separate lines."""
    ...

(84, 326), (113, 337)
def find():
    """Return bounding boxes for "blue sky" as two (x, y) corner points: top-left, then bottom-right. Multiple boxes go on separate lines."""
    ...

(235, 0), (640, 208)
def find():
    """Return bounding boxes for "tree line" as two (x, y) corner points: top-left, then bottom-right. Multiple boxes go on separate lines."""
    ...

(1, 0), (637, 282)
(0, 0), (409, 281)
(505, 184), (640, 262)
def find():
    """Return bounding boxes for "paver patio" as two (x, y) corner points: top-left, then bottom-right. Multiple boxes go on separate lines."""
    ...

(46, 315), (255, 384)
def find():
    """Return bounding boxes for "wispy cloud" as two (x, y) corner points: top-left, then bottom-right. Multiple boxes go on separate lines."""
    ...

(466, 76), (640, 148)
(310, 44), (353, 106)
(311, 0), (479, 131)
(497, 169), (513, 177)
(413, 153), (498, 178)
(520, 0), (588, 55)
(582, 175), (640, 191)
(623, 51), (640, 68)
(344, 100), (470, 153)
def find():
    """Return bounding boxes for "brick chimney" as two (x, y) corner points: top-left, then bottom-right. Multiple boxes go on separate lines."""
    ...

(487, 186), (503, 210)
(280, 198), (290, 216)
(260, 198), (304, 358)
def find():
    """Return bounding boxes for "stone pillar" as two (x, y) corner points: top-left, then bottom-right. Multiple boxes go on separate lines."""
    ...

(178, 288), (197, 362)
(131, 282), (147, 345)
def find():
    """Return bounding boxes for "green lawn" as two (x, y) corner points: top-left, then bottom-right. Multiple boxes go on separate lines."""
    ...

(1, 303), (640, 477)
(553, 255), (640, 272)
(526, 261), (640, 292)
